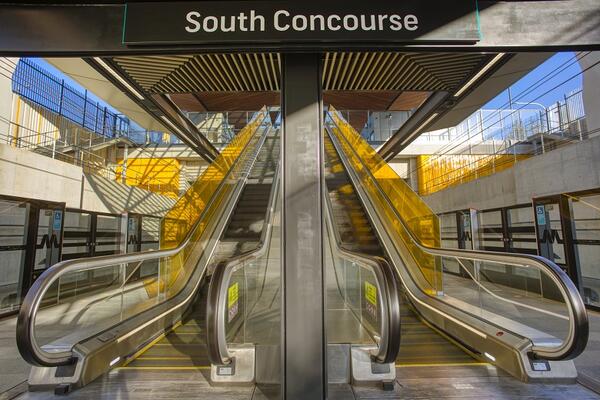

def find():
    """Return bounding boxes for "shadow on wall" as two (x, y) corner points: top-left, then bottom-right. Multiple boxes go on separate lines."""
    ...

(84, 173), (176, 217)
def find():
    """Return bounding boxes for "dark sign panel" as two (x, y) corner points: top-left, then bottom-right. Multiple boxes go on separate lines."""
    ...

(123, 1), (480, 45)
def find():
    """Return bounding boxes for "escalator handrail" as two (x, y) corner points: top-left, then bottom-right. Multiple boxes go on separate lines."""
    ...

(326, 114), (588, 361)
(322, 178), (401, 364)
(16, 117), (271, 368)
(206, 138), (281, 366)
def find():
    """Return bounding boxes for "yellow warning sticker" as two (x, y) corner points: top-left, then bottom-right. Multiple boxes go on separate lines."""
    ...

(228, 282), (239, 308)
(365, 281), (377, 306)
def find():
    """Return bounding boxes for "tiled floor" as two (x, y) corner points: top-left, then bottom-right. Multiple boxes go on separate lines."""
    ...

(11, 363), (600, 400)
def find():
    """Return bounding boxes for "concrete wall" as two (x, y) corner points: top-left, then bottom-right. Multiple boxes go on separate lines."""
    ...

(423, 133), (600, 213)
(0, 143), (175, 216)
(0, 58), (17, 134)
(581, 51), (600, 137)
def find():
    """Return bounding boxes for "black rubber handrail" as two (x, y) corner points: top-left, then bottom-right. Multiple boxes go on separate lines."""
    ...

(326, 113), (588, 361)
(16, 114), (271, 367)
(206, 134), (281, 366)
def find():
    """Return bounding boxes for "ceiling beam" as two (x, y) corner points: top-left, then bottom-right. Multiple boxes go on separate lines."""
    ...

(150, 94), (219, 162)
(86, 57), (218, 162)
(378, 91), (449, 160)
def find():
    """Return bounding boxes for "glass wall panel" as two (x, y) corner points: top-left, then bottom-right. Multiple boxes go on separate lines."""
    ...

(570, 194), (600, 307)
(95, 214), (121, 256)
(33, 208), (62, 280)
(440, 213), (459, 249)
(478, 210), (504, 251)
(546, 204), (567, 265)
(140, 216), (161, 278)
(507, 205), (538, 255)
(439, 212), (461, 275)
(62, 211), (92, 260)
(0, 199), (27, 314)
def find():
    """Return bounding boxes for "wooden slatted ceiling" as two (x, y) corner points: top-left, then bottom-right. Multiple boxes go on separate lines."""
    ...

(112, 56), (193, 90)
(388, 91), (431, 111)
(113, 52), (492, 94)
(114, 53), (281, 93)
(170, 90), (411, 112)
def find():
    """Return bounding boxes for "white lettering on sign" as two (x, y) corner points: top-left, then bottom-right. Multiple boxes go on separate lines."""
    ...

(185, 10), (419, 34)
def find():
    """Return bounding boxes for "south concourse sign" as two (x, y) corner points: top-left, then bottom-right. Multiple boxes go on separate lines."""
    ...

(123, 1), (480, 46)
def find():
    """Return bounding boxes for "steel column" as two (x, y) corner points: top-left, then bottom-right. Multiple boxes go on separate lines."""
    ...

(280, 53), (325, 400)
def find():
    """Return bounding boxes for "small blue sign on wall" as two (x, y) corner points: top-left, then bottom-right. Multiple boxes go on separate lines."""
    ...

(52, 210), (63, 232)
(536, 205), (546, 226)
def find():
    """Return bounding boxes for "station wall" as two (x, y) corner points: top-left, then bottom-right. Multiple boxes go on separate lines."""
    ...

(0, 142), (176, 216)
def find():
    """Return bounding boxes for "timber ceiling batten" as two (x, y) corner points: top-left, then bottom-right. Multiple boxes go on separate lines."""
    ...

(140, 53), (281, 93)
(113, 56), (193, 90)
(112, 52), (493, 94)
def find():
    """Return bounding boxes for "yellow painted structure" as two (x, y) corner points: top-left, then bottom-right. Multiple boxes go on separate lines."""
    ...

(142, 111), (267, 299)
(116, 158), (181, 199)
(416, 153), (530, 196)
(9, 95), (62, 147)
(329, 108), (442, 294)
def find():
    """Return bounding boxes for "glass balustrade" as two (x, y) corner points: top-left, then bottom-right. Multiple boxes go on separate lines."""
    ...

(29, 111), (271, 358)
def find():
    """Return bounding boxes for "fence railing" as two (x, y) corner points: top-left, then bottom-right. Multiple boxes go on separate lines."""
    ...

(0, 118), (182, 196)
(12, 59), (130, 139)
(414, 90), (594, 196)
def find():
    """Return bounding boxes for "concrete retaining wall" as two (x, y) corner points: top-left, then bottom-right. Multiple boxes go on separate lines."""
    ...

(0, 143), (175, 216)
(423, 133), (600, 213)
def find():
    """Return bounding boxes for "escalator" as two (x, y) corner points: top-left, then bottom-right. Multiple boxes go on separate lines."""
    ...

(324, 133), (477, 368)
(173, 108), (589, 393)
(13, 107), (590, 397)
(125, 130), (280, 375)
(323, 109), (589, 383)
(14, 110), (281, 393)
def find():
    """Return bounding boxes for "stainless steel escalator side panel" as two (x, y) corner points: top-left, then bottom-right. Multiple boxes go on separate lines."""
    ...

(19, 122), (273, 390)
(324, 122), (586, 382)
(322, 178), (401, 365)
(206, 138), (281, 370)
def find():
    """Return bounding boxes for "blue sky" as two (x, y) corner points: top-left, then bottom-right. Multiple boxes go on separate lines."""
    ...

(483, 52), (583, 110)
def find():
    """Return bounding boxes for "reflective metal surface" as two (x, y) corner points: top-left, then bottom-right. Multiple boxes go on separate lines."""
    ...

(323, 179), (401, 364)
(206, 148), (281, 366)
(16, 112), (272, 368)
(326, 111), (588, 362)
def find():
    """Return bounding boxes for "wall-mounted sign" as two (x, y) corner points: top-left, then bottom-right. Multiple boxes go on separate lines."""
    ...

(228, 282), (239, 322)
(536, 205), (546, 226)
(52, 210), (63, 233)
(123, 1), (480, 45)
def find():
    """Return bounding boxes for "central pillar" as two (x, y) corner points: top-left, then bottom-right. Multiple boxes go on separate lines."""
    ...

(281, 53), (325, 400)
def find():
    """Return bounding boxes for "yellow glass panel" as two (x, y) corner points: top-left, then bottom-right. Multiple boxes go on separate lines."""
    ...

(115, 158), (181, 198)
(416, 153), (529, 196)
(161, 112), (266, 249)
(142, 110), (268, 298)
(328, 108), (441, 294)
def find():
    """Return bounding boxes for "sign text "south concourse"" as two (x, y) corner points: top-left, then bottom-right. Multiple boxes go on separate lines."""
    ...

(184, 10), (420, 34)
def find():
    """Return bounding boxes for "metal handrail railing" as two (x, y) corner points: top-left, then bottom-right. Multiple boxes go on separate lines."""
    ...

(16, 118), (271, 368)
(323, 174), (400, 364)
(206, 136), (281, 366)
(326, 114), (588, 361)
